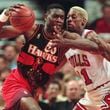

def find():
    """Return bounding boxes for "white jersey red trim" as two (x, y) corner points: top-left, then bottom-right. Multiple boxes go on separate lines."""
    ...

(65, 29), (110, 108)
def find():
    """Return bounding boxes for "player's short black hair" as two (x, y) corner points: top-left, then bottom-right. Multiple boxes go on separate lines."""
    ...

(46, 3), (65, 13)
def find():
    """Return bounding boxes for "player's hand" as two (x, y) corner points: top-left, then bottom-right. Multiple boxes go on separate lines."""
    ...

(86, 31), (99, 43)
(52, 26), (65, 47)
(97, 39), (110, 60)
(52, 36), (66, 47)
(7, 4), (26, 17)
(97, 38), (107, 50)
(3, 4), (23, 17)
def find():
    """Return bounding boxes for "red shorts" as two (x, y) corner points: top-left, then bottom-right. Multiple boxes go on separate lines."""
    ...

(2, 69), (32, 110)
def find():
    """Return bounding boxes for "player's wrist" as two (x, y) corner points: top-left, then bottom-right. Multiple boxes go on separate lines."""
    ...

(0, 9), (9, 22)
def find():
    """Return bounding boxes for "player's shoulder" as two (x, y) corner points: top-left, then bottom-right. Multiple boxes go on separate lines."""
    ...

(24, 24), (44, 40)
(82, 29), (94, 38)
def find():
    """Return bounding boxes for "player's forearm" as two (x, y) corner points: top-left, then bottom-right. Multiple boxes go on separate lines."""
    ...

(64, 38), (99, 52)
(0, 25), (22, 38)
(0, 9), (22, 39)
(101, 44), (110, 61)
(63, 31), (80, 40)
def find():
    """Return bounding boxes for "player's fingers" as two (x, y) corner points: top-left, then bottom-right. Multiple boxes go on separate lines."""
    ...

(10, 4), (24, 9)
(51, 43), (57, 48)
(56, 34), (62, 39)
(52, 39), (59, 43)
(3, 8), (11, 16)
(9, 7), (20, 13)
(53, 26), (59, 34)
(53, 26), (62, 35)
(17, 3), (25, 6)
(91, 37), (100, 44)
(98, 40), (107, 51)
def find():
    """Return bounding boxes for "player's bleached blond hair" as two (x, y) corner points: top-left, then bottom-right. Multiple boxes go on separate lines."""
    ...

(70, 6), (88, 21)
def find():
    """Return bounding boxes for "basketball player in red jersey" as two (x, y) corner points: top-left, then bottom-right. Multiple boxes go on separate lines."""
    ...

(55, 6), (110, 110)
(0, 4), (107, 110)
(0, 4), (90, 110)
(0, 3), (67, 110)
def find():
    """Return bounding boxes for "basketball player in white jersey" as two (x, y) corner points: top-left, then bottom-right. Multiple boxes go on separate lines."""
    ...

(63, 7), (110, 110)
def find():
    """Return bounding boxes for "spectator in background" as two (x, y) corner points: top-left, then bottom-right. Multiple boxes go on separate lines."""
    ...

(0, 55), (10, 81)
(39, 80), (61, 110)
(0, 55), (9, 74)
(2, 44), (18, 69)
(88, 4), (110, 34)
(45, 80), (61, 103)
(53, 72), (65, 100)
(52, 80), (80, 110)
(0, 55), (11, 109)
(0, 81), (4, 110)
(65, 80), (81, 101)
(85, 0), (110, 23)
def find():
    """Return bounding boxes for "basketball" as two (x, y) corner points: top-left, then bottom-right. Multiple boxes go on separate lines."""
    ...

(9, 5), (35, 32)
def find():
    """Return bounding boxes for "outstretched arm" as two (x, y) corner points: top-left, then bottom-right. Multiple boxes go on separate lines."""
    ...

(57, 38), (99, 51)
(0, 6), (23, 39)
(52, 31), (100, 52)
(0, 4), (37, 39)
(0, 25), (22, 38)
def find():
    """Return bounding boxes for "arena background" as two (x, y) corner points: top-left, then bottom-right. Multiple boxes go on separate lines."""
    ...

(0, 0), (110, 109)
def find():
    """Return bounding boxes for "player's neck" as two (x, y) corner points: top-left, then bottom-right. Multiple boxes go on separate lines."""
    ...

(79, 29), (84, 36)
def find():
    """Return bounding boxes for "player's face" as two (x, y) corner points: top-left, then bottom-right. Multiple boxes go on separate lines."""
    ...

(66, 9), (84, 33)
(45, 9), (65, 32)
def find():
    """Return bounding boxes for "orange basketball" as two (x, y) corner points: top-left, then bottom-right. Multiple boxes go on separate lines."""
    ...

(9, 5), (35, 32)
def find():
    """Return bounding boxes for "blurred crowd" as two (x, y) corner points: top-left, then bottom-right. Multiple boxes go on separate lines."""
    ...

(0, 0), (110, 109)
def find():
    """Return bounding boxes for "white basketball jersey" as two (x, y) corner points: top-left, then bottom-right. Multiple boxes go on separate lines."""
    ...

(65, 29), (110, 91)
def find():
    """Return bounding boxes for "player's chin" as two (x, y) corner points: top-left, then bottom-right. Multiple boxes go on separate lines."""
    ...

(67, 26), (74, 32)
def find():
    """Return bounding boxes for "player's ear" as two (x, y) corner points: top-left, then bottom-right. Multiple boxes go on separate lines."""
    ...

(82, 18), (87, 27)
(82, 22), (84, 26)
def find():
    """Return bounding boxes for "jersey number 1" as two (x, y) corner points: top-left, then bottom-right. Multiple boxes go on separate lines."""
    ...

(81, 68), (92, 85)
